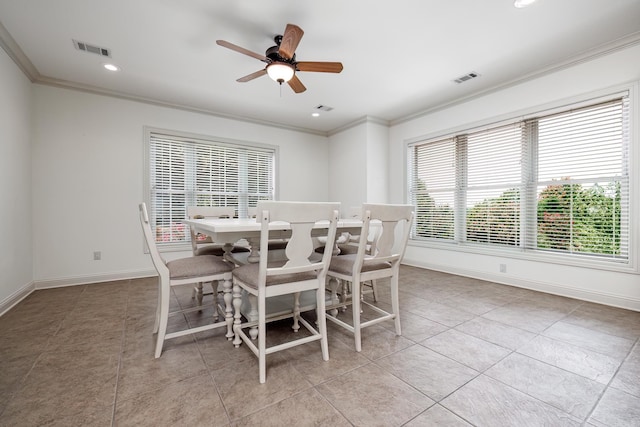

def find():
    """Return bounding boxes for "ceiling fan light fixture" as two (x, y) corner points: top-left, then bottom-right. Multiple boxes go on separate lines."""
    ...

(266, 62), (295, 83)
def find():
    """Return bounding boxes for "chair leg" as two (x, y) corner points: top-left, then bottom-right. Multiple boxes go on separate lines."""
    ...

(316, 287), (329, 361)
(211, 281), (219, 321)
(153, 278), (161, 333)
(194, 282), (204, 306)
(248, 294), (259, 340)
(292, 292), (301, 332)
(351, 280), (362, 352)
(258, 295), (267, 384)
(390, 274), (401, 336)
(155, 284), (171, 358)
(232, 283), (243, 348)
(371, 279), (379, 302)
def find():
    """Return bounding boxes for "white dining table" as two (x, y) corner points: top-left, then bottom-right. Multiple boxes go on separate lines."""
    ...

(182, 217), (363, 263)
(181, 216), (364, 336)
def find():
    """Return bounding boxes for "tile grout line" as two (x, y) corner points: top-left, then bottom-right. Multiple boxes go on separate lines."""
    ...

(581, 336), (640, 425)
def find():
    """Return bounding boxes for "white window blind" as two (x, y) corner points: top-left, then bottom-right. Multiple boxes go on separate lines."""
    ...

(409, 137), (456, 240)
(465, 124), (523, 247)
(525, 98), (629, 259)
(408, 94), (630, 265)
(148, 131), (275, 244)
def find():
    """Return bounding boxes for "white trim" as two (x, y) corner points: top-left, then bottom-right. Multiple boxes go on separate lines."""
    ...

(402, 260), (640, 312)
(0, 21), (39, 81)
(0, 281), (35, 317)
(34, 269), (157, 290)
(327, 115), (389, 136)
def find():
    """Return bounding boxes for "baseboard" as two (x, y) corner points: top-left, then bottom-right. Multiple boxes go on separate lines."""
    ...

(402, 260), (640, 312)
(0, 281), (35, 317)
(34, 269), (157, 289)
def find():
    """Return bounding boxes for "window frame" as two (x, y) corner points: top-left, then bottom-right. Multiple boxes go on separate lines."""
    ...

(143, 126), (279, 251)
(405, 86), (638, 273)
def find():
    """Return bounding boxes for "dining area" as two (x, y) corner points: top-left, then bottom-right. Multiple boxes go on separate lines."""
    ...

(139, 201), (415, 384)
(4, 228), (640, 425)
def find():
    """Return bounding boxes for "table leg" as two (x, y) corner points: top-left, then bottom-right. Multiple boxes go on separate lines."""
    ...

(247, 236), (260, 263)
(328, 277), (339, 317)
(292, 292), (301, 332)
(223, 278), (233, 340)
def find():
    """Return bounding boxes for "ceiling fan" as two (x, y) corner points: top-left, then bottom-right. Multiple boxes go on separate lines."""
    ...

(216, 23), (343, 93)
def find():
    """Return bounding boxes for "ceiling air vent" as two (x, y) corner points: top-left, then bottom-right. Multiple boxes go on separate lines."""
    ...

(454, 72), (479, 84)
(73, 39), (111, 57)
(314, 105), (334, 112)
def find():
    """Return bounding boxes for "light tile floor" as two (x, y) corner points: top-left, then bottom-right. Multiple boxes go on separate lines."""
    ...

(1, 266), (639, 426)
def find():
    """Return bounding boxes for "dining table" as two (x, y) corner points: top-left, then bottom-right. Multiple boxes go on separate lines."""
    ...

(182, 216), (363, 263)
(181, 215), (364, 337)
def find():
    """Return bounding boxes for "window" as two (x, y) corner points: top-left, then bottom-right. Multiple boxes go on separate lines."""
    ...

(408, 94), (631, 265)
(145, 128), (276, 245)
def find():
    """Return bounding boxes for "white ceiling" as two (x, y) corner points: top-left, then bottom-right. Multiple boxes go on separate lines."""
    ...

(1, 0), (639, 134)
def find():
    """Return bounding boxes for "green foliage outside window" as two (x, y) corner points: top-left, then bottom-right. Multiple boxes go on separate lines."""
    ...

(414, 179), (621, 256)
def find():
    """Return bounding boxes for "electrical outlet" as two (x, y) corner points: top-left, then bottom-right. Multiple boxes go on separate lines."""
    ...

(499, 263), (507, 273)
(93, 251), (101, 261)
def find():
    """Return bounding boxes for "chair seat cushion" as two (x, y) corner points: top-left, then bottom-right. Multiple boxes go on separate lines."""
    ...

(233, 262), (318, 290)
(167, 255), (233, 279)
(267, 240), (288, 250)
(195, 244), (250, 257)
(315, 244), (359, 255)
(328, 254), (391, 276)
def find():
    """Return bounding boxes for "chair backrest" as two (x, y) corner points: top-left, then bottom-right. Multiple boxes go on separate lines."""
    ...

(186, 206), (236, 251)
(186, 206), (236, 219)
(356, 203), (414, 271)
(256, 201), (340, 284)
(139, 203), (169, 280)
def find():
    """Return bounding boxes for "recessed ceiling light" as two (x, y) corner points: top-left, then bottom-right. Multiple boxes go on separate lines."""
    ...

(311, 112), (320, 117)
(514, 0), (537, 8)
(103, 63), (120, 71)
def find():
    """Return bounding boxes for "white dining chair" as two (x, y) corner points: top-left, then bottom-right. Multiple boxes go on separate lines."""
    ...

(231, 201), (339, 383)
(139, 203), (234, 357)
(325, 203), (414, 352)
(186, 206), (248, 304)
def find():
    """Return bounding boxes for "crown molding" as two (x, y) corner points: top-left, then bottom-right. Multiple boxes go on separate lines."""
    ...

(34, 75), (329, 136)
(0, 20), (39, 81)
(391, 31), (640, 126)
(327, 115), (389, 136)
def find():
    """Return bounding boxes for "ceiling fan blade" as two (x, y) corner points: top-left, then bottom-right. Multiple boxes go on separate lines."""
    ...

(287, 75), (306, 93)
(279, 24), (304, 60)
(296, 61), (344, 73)
(237, 69), (267, 82)
(216, 40), (268, 62)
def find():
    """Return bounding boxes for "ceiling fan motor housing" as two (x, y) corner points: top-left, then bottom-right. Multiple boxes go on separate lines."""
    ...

(265, 44), (295, 64)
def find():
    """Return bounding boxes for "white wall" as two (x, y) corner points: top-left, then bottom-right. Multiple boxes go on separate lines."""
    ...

(0, 47), (33, 313)
(31, 85), (329, 286)
(328, 119), (390, 211)
(389, 44), (640, 311)
(328, 123), (367, 213)
(365, 121), (389, 203)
